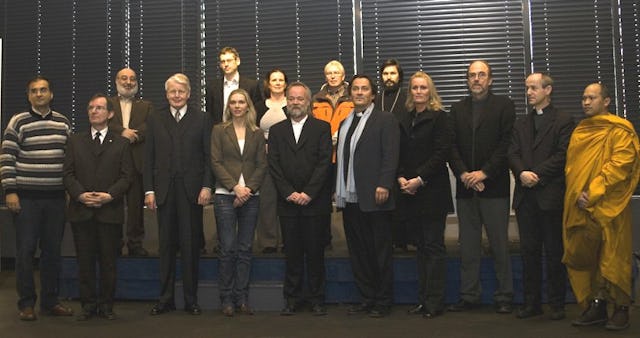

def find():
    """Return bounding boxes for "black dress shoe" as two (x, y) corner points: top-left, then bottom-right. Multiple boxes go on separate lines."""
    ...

(347, 303), (373, 315)
(548, 307), (565, 320)
(368, 306), (390, 318)
(447, 299), (477, 312)
(280, 305), (297, 316)
(495, 302), (513, 314)
(150, 303), (176, 315)
(407, 304), (425, 315)
(128, 246), (149, 257)
(311, 304), (327, 316)
(516, 305), (543, 318)
(185, 304), (201, 315)
(76, 310), (94, 321)
(423, 309), (443, 319)
(262, 247), (278, 254)
(605, 305), (630, 331)
(572, 299), (608, 326)
(100, 310), (117, 320)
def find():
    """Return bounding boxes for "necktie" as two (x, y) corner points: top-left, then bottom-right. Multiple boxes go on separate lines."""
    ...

(342, 114), (362, 183)
(94, 131), (101, 145)
(175, 110), (181, 123)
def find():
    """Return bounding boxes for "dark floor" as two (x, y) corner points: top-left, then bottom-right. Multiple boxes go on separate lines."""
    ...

(0, 271), (638, 338)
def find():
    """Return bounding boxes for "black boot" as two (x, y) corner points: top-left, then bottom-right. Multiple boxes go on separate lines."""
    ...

(605, 305), (630, 331)
(571, 298), (608, 326)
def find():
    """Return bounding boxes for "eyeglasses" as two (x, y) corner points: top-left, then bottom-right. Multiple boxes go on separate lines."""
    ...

(88, 105), (107, 111)
(467, 72), (489, 80)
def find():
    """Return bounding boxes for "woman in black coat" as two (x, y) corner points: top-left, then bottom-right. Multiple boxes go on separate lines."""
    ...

(397, 71), (453, 318)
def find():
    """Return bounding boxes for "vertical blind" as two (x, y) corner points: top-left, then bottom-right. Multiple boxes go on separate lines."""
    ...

(0, 0), (638, 133)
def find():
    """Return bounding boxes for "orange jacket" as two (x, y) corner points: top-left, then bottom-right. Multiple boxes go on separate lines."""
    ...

(312, 92), (353, 162)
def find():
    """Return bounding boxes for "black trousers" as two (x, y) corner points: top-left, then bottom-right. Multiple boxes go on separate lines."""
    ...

(71, 220), (121, 312)
(342, 203), (393, 308)
(414, 212), (447, 312)
(124, 172), (145, 248)
(280, 214), (327, 305)
(515, 193), (566, 308)
(157, 178), (202, 308)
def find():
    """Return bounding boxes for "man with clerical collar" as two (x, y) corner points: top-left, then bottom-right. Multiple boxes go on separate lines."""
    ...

(109, 67), (154, 257)
(508, 73), (574, 321)
(335, 74), (399, 318)
(374, 58), (407, 115)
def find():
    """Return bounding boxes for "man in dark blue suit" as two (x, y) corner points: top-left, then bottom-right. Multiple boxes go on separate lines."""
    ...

(335, 74), (400, 318)
(144, 73), (213, 316)
(64, 93), (133, 321)
(268, 82), (333, 316)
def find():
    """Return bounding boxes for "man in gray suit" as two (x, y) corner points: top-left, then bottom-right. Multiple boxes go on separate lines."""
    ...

(335, 74), (400, 318)
(109, 67), (153, 256)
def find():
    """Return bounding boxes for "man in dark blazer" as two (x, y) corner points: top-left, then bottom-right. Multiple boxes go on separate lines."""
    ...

(268, 82), (333, 316)
(64, 93), (133, 320)
(335, 74), (400, 318)
(207, 47), (262, 124)
(448, 60), (515, 314)
(509, 73), (574, 320)
(109, 67), (153, 256)
(144, 73), (213, 316)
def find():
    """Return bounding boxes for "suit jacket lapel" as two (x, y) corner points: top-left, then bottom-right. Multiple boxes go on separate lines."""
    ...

(111, 97), (124, 126)
(532, 109), (556, 149)
(224, 123), (242, 156)
(283, 119), (298, 151)
(356, 109), (378, 150)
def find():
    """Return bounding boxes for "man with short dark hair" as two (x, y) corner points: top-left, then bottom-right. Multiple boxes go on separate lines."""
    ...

(564, 82), (640, 331)
(207, 47), (262, 124)
(1, 76), (74, 321)
(335, 74), (400, 318)
(509, 73), (574, 320)
(109, 67), (154, 256)
(64, 94), (133, 321)
(269, 82), (333, 316)
(448, 60), (515, 314)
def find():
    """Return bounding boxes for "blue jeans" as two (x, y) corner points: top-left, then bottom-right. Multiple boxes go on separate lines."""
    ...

(14, 196), (66, 311)
(214, 194), (259, 306)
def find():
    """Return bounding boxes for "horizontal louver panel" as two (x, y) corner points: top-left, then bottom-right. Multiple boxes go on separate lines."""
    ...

(362, 0), (526, 114)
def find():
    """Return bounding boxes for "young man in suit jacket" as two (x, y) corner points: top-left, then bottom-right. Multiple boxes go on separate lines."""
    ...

(144, 73), (213, 316)
(268, 82), (333, 316)
(108, 67), (154, 256)
(64, 93), (133, 320)
(207, 47), (262, 124)
(509, 73), (574, 320)
(448, 60), (516, 314)
(335, 75), (400, 318)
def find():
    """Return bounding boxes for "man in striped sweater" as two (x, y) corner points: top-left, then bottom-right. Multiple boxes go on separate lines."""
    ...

(1, 76), (74, 321)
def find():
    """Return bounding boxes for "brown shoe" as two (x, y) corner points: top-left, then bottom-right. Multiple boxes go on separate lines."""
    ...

(237, 304), (254, 315)
(19, 307), (37, 321)
(48, 304), (74, 316)
(222, 305), (234, 317)
(605, 305), (630, 331)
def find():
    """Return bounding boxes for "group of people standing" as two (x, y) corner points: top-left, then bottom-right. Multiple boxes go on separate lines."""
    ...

(1, 46), (637, 332)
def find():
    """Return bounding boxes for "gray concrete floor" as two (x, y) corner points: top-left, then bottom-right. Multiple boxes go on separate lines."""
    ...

(1, 271), (638, 338)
